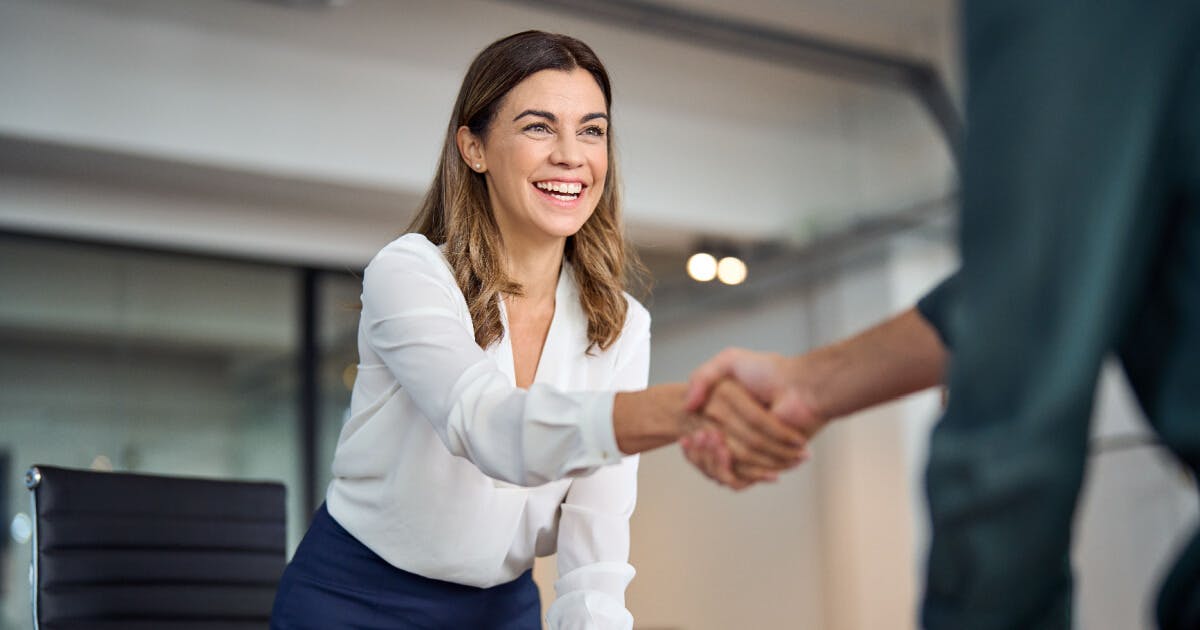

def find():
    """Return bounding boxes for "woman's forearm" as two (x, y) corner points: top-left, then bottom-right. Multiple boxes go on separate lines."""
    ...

(612, 384), (693, 455)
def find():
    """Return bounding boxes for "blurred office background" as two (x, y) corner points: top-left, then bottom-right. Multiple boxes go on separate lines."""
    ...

(0, 1), (1194, 628)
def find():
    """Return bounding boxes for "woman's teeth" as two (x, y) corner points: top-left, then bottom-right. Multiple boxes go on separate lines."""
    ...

(535, 181), (583, 199)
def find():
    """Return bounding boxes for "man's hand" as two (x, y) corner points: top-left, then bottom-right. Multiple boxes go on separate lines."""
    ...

(686, 348), (827, 434)
(681, 349), (829, 489)
(678, 308), (948, 490)
(612, 380), (806, 475)
(687, 378), (809, 489)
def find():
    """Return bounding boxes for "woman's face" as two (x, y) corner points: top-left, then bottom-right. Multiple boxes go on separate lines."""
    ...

(465, 68), (609, 247)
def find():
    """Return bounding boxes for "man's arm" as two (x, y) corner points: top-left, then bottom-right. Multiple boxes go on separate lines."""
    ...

(681, 305), (949, 487)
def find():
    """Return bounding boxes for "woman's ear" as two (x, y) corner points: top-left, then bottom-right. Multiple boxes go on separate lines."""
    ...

(456, 126), (486, 173)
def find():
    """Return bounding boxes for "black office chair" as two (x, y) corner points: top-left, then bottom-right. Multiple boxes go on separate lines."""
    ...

(25, 464), (287, 630)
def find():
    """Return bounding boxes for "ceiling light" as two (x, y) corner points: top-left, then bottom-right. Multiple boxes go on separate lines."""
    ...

(717, 256), (747, 285)
(686, 252), (717, 282)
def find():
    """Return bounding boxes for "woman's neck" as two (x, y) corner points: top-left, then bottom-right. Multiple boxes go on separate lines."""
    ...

(502, 233), (565, 307)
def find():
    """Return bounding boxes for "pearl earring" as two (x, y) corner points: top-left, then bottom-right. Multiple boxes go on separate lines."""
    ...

(474, 163), (482, 170)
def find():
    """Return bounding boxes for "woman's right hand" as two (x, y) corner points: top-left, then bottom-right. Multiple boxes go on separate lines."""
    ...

(612, 380), (807, 478)
(681, 379), (809, 490)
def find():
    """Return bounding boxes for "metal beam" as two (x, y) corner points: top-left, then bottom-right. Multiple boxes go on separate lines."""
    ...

(500, 0), (962, 161)
(299, 268), (320, 517)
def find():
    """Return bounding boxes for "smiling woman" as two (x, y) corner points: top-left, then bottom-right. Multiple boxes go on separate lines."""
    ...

(269, 30), (807, 630)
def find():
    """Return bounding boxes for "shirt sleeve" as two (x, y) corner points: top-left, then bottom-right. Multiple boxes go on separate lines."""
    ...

(546, 301), (648, 630)
(359, 235), (624, 487)
(915, 271), (960, 351)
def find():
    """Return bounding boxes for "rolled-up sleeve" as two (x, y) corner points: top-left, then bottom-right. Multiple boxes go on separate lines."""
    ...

(915, 271), (961, 351)
(360, 235), (623, 487)
(547, 303), (648, 630)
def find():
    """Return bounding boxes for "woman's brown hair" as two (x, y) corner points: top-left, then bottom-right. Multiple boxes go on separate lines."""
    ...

(408, 30), (643, 353)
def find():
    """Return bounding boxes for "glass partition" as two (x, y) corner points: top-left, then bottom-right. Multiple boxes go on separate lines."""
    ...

(0, 235), (305, 630)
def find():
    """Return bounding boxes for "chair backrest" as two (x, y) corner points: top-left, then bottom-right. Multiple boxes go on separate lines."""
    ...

(26, 464), (287, 630)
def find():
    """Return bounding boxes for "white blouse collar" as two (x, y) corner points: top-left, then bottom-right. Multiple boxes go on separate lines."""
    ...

(494, 259), (582, 387)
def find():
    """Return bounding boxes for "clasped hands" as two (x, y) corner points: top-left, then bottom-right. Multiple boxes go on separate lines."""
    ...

(678, 348), (829, 490)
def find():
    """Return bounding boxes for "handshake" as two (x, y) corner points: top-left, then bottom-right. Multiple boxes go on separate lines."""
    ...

(679, 348), (827, 490)
(613, 308), (948, 490)
(612, 346), (831, 491)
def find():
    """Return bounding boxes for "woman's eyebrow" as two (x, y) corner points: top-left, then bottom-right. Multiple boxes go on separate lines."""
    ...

(512, 110), (609, 124)
(513, 109), (556, 122)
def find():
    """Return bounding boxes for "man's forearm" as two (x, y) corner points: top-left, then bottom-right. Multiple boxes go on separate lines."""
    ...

(799, 307), (948, 421)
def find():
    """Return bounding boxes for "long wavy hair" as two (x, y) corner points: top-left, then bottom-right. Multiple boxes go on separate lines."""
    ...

(408, 30), (644, 353)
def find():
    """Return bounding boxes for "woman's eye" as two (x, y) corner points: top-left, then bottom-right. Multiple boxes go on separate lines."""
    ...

(523, 123), (551, 134)
(582, 126), (607, 137)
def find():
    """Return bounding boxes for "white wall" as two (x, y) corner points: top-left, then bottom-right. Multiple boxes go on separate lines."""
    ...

(632, 287), (830, 630)
(1075, 364), (1199, 630)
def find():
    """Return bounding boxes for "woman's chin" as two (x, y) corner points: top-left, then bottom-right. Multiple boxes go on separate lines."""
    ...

(535, 215), (593, 240)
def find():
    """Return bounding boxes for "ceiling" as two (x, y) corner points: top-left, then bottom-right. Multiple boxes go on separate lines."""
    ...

(0, 0), (958, 269)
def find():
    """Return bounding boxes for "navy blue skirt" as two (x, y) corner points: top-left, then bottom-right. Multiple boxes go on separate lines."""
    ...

(270, 503), (541, 630)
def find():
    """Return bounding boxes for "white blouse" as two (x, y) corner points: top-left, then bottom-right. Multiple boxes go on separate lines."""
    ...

(326, 233), (648, 629)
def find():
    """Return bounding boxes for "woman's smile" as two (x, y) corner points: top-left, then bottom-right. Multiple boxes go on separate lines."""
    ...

(532, 179), (588, 207)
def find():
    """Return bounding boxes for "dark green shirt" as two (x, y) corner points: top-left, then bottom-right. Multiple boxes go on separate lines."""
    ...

(913, 2), (1200, 628)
